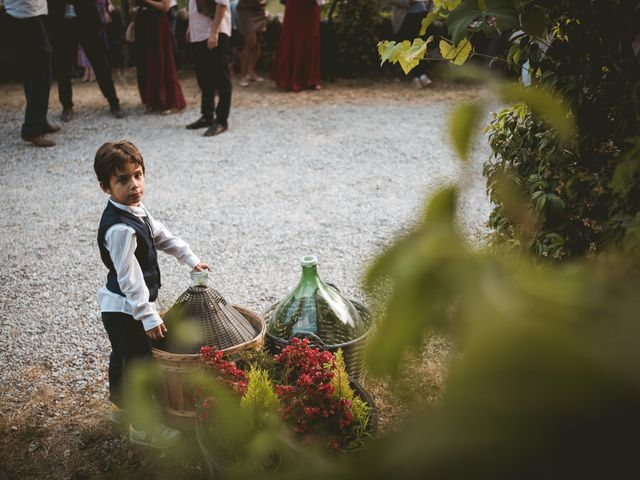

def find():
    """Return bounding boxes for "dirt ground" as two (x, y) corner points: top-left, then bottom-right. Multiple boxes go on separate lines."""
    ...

(0, 70), (470, 479)
(0, 67), (484, 112)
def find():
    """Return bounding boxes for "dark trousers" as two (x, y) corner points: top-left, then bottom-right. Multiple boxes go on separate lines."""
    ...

(9, 15), (52, 137)
(192, 34), (232, 124)
(50, 17), (119, 109)
(102, 311), (151, 408)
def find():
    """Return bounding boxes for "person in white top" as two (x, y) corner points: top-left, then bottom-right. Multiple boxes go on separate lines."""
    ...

(185, 0), (233, 136)
(94, 140), (209, 449)
(4, 0), (60, 147)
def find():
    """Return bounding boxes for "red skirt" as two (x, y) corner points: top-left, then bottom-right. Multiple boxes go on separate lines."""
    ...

(272, 0), (321, 91)
(135, 9), (186, 111)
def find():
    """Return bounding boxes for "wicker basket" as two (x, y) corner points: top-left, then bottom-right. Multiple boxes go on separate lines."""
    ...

(152, 305), (266, 430)
(262, 299), (372, 384)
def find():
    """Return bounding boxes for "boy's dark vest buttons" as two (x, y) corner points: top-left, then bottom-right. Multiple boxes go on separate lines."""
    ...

(97, 201), (161, 302)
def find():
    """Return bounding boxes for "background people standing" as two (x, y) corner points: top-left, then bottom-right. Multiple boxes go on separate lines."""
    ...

(185, 0), (232, 137)
(48, 0), (124, 122)
(236, 0), (266, 87)
(5, 0), (59, 147)
(135, 0), (186, 113)
(272, 0), (322, 91)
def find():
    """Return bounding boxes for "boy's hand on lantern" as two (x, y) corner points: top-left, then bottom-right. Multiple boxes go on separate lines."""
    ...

(146, 323), (167, 340)
(193, 262), (210, 272)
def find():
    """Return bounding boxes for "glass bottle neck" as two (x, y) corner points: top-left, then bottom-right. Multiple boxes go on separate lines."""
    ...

(300, 265), (319, 282)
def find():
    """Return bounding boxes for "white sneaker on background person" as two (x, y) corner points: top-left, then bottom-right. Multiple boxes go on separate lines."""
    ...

(412, 77), (423, 89)
(420, 73), (433, 87)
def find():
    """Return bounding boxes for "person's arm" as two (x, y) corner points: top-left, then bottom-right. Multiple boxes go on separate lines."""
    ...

(207, 1), (229, 50)
(143, 0), (170, 13)
(151, 218), (210, 271)
(104, 225), (166, 339)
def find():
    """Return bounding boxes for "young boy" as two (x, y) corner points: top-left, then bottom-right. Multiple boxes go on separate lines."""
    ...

(94, 140), (209, 449)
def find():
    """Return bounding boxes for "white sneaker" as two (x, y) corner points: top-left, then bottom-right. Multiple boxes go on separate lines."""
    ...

(129, 422), (182, 449)
(419, 73), (433, 87)
(411, 77), (423, 89)
(109, 403), (128, 425)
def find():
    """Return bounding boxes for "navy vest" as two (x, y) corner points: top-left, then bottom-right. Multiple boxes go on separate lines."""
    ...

(97, 201), (161, 302)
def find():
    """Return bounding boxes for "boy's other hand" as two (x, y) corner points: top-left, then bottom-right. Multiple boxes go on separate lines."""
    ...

(146, 323), (167, 340)
(193, 262), (210, 272)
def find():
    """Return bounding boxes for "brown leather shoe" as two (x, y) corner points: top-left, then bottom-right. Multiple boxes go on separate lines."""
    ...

(21, 134), (55, 147)
(45, 123), (61, 134)
(203, 122), (228, 137)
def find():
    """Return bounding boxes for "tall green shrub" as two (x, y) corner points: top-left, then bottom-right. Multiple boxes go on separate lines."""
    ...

(485, 0), (640, 259)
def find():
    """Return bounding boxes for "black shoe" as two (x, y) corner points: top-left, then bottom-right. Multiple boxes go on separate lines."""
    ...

(186, 116), (213, 130)
(110, 105), (125, 119)
(60, 107), (73, 122)
(203, 122), (228, 137)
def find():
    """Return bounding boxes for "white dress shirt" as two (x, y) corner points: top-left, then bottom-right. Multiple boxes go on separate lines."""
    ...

(4, 0), (47, 18)
(188, 0), (231, 42)
(97, 199), (200, 331)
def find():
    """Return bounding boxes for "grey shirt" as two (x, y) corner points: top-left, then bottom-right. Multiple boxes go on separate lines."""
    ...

(4, 0), (48, 18)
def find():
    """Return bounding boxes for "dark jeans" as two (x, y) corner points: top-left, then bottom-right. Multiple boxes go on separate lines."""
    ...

(9, 15), (52, 137)
(191, 34), (232, 124)
(102, 311), (152, 409)
(50, 17), (119, 110)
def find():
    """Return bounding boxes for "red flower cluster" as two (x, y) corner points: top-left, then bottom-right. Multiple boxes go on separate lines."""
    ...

(274, 338), (353, 443)
(198, 339), (357, 450)
(200, 345), (248, 395)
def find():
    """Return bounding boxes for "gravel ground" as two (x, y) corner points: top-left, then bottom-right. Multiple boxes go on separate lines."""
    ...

(0, 78), (492, 409)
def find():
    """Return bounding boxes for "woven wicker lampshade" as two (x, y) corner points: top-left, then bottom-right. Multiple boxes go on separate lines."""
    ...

(157, 270), (259, 354)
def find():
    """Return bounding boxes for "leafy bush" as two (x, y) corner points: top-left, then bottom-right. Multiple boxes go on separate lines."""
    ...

(197, 339), (372, 454)
(323, 0), (389, 78)
(378, 0), (640, 260)
(486, 0), (640, 259)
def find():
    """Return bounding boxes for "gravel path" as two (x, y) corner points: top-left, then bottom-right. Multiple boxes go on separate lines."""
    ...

(0, 87), (492, 407)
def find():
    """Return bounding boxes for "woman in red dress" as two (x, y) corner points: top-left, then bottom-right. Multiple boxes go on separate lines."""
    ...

(135, 0), (186, 112)
(272, 0), (321, 91)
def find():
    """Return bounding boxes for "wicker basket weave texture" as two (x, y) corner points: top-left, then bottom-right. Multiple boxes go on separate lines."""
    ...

(153, 305), (266, 430)
(263, 299), (372, 384)
(161, 285), (258, 354)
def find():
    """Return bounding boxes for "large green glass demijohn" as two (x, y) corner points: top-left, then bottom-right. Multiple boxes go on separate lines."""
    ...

(268, 255), (368, 344)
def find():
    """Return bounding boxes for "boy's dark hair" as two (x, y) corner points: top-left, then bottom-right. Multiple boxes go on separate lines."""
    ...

(94, 141), (145, 187)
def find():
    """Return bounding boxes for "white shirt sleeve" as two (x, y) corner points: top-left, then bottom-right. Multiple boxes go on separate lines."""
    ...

(150, 218), (200, 269)
(104, 224), (163, 331)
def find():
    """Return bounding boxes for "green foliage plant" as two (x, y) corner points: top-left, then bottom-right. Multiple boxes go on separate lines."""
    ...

(378, 0), (640, 260)
(327, 0), (388, 77)
(330, 349), (372, 447)
(241, 366), (281, 430)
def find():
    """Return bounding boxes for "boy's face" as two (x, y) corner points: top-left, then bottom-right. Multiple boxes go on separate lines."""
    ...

(100, 161), (145, 207)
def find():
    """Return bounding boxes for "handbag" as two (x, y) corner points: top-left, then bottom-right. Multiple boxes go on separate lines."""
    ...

(125, 21), (136, 43)
(195, 0), (217, 18)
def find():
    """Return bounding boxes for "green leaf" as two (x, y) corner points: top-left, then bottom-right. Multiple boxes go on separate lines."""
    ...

(446, 0), (481, 44)
(434, 0), (462, 10)
(439, 37), (473, 65)
(497, 83), (573, 141)
(450, 101), (485, 161)
(420, 11), (444, 36)
(398, 37), (431, 74)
